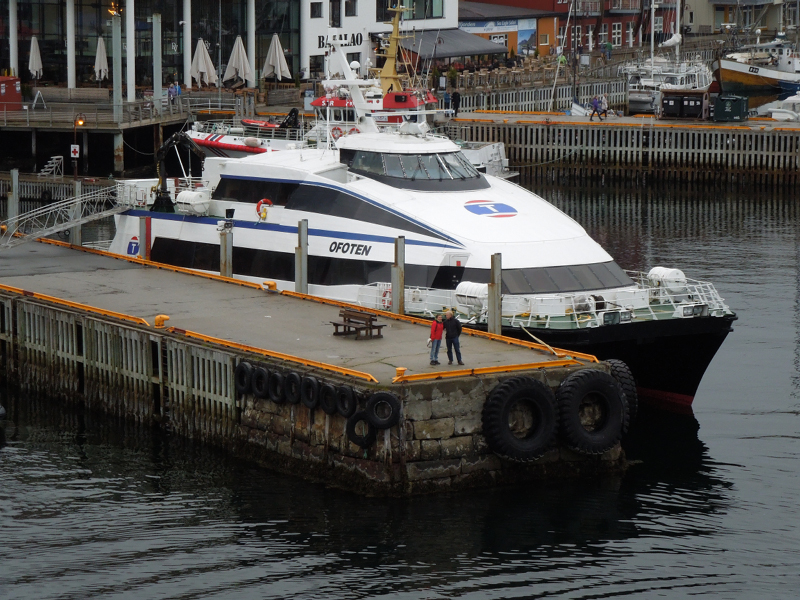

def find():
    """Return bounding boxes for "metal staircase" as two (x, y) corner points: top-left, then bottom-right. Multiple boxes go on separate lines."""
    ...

(0, 185), (133, 250)
(37, 156), (64, 179)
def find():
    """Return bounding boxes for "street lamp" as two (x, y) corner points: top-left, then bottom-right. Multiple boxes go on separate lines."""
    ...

(73, 113), (85, 179)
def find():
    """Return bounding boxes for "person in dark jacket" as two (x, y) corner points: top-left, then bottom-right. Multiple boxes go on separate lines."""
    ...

(443, 311), (464, 365)
(451, 91), (461, 117)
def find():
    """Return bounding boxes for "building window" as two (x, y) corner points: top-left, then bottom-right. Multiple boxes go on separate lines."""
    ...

(490, 34), (508, 47)
(558, 26), (567, 47)
(612, 22), (621, 46)
(626, 21), (635, 46)
(599, 23), (608, 43)
(330, 0), (341, 27)
(654, 16), (663, 33)
(571, 25), (581, 49)
(309, 55), (325, 78)
(539, 33), (550, 46)
(345, 0), (357, 16)
(377, 0), (442, 21)
(688, 11), (694, 25)
(347, 52), (361, 66)
(586, 24), (594, 47)
(310, 2), (323, 18)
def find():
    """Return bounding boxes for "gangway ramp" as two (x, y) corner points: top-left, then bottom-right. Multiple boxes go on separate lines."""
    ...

(0, 186), (133, 250)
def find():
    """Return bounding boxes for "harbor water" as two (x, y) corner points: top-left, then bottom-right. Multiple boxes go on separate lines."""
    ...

(2, 179), (800, 598)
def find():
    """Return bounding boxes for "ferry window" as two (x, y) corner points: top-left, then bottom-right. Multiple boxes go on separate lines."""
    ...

(570, 265), (605, 290)
(400, 155), (424, 179)
(310, 2), (323, 18)
(383, 154), (405, 178)
(440, 152), (479, 178)
(212, 177), (296, 206)
(502, 270), (531, 295)
(419, 154), (447, 179)
(345, 0), (357, 16)
(345, 109), (355, 121)
(351, 151), (384, 174)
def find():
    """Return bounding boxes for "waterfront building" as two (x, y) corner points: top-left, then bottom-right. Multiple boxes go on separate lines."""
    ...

(0, 0), (460, 89)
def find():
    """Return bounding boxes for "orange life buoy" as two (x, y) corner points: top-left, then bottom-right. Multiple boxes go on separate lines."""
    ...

(330, 126), (344, 140)
(256, 198), (273, 217)
(348, 127), (361, 135)
(381, 289), (391, 309)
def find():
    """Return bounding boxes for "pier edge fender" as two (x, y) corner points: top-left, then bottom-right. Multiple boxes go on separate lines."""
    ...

(481, 376), (558, 461)
(557, 369), (628, 455)
(605, 359), (638, 430)
(251, 367), (270, 399)
(234, 361), (254, 396)
(346, 411), (377, 448)
(268, 371), (286, 404)
(319, 383), (338, 415)
(336, 386), (357, 418)
(285, 372), (302, 404)
(300, 376), (320, 409)
(365, 392), (401, 429)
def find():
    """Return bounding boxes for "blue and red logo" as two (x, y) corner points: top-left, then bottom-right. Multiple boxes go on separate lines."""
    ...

(127, 236), (139, 255)
(464, 200), (517, 218)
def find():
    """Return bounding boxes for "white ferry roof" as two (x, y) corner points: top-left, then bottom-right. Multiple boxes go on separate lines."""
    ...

(336, 132), (460, 154)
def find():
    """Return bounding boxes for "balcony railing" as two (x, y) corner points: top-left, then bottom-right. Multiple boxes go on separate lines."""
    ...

(576, 0), (602, 14)
(609, 0), (641, 11)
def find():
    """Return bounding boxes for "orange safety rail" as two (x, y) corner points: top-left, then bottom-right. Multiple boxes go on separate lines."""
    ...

(391, 359), (583, 383)
(0, 283), (151, 326)
(166, 326), (379, 383)
(450, 118), (496, 123)
(280, 290), (598, 362)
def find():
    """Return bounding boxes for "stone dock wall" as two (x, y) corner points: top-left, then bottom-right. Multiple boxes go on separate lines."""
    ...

(0, 290), (625, 496)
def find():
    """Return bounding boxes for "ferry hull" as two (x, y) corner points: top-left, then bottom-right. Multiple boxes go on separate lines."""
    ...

(498, 314), (737, 413)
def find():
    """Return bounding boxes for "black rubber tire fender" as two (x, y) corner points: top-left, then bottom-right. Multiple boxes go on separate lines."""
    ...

(605, 359), (638, 430)
(319, 383), (338, 415)
(268, 371), (285, 403)
(336, 386), (357, 418)
(285, 372), (302, 404)
(251, 366), (270, 399)
(234, 361), (253, 396)
(365, 392), (401, 429)
(557, 369), (629, 455)
(346, 411), (377, 448)
(300, 376), (320, 409)
(481, 376), (558, 461)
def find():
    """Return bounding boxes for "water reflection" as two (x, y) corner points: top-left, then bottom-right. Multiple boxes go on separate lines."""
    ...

(0, 393), (736, 599)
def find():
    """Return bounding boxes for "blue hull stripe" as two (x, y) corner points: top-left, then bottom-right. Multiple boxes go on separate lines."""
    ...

(123, 210), (462, 249)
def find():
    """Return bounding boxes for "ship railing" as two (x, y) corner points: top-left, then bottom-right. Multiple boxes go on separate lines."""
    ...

(626, 271), (729, 314)
(356, 283), (455, 315)
(193, 119), (309, 141)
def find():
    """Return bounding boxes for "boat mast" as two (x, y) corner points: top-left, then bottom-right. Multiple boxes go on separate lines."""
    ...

(376, 7), (408, 95)
(651, 0), (655, 67)
(675, 0), (681, 63)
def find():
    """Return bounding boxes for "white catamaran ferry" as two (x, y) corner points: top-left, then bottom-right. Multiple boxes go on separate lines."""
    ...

(108, 33), (735, 412)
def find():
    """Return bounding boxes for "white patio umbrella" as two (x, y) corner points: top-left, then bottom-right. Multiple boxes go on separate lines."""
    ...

(223, 35), (252, 84)
(94, 37), (109, 83)
(28, 36), (43, 80)
(262, 33), (291, 82)
(190, 38), (218, 87)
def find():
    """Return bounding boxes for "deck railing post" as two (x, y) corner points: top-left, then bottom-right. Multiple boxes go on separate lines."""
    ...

(219, 216), (234, 278)
(488, 253), (502, 335)
(295, 219), (308, 294)
(391, 236), (405, 314)
(71, 179), (82, 247)
(9, 169), (20, 222)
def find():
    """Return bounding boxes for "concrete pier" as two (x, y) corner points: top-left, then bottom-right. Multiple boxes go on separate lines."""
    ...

(0, 241), (627, 494)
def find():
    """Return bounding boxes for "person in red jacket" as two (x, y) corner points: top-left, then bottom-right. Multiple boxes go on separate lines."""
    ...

(429, 313), (444, 365)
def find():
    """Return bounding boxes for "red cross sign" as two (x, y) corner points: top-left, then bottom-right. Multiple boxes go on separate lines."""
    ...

(70, 145), (80, 158)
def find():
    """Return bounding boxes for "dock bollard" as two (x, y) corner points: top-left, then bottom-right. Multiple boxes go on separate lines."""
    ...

(154, 314), (170, 329)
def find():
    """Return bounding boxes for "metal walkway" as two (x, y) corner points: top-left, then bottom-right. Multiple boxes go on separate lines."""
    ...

(0, 185), (130, 249)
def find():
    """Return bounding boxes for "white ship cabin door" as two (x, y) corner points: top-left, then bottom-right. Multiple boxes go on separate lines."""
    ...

(444, 253), (470, 267)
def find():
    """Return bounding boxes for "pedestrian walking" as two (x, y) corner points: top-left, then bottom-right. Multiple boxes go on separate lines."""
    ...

(429, 314), (444, 365)
(443, 311), (464, 366)
(590, 95), (603, 121)
(168, 83), (176, 105)
(451, 91), (461, 117)
(600, 93), (609, 118)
